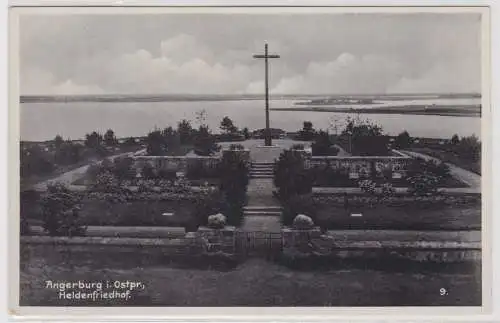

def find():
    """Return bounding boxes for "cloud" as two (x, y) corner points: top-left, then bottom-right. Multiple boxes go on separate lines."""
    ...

(19, 13), (482, 95)
(21, 67), (104, 95)
(387, 57), (481, 93)
(271, 53), (404, 94)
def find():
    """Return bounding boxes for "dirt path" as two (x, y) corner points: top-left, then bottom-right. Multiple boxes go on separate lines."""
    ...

(400, 150), (481, 192)
(31, 148), (146, 191)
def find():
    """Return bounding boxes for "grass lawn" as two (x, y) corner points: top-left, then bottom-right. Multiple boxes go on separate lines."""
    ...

(408, 147), (481, 175)
(20, 251), (481, 306)
(78, 199), (197, 227)
(314, 203), (481, 231)
(21, 196), (199, 229)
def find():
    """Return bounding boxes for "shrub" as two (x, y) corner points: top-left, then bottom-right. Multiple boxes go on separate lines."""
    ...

(229, 143), (244, 151)
(292, 214), (315, 229)
(218, 152), (249, 226)
(207, 213), (227, 229)
(407, 157), (451, 184)
(358, 179), (376, 195)
(274, 150), (313, 199)
(380, 182), (396, 198)
(91, 171), (120, 193)
(407, 173), (440, 196)
(112, 157), (135, 180)
(291, 143), (305, 150)
(157, 169), (178, 181)
(40, 183), (86, 236)
(141, 163), (156, 180)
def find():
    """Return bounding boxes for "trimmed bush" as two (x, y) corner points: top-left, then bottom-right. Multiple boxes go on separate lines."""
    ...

(274, 149), (313, 199)
(207, 213), (227, 229)
(40, 183), (86, 237)
(292, 214), (315, 229)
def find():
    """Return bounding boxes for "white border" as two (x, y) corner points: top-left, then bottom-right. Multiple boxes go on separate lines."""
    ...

(5, 2), (499, 322)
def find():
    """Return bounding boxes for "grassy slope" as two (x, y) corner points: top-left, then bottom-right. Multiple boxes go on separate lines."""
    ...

(20, 255), (480, 306)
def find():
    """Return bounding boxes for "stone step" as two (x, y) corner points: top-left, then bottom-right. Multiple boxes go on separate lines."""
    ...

(251, 163), (275, 168)
(251, 162), (275, 166)
(250, 170), (274, 175)
(243, 210), (282, 216)
(250, 174), (274, 178)
(244, 206), (283, 211)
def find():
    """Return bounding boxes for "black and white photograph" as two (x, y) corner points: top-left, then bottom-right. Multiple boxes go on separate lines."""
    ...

(12, 6), (488, 312)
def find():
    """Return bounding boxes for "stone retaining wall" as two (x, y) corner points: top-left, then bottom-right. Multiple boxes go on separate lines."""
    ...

(307, 156), (412, 179)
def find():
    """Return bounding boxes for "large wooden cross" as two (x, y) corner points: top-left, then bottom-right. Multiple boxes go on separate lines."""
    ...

(253, 43), (280, 146)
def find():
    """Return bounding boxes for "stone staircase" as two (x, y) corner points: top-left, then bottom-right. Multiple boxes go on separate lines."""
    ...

(249, 161), (274, 179)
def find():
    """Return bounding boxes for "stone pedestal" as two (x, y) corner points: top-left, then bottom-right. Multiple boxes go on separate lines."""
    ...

(281, 226), (322, 251)
(195, 226), (236, 254)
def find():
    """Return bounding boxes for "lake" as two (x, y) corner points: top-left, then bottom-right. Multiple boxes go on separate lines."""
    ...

(20, 99), (481, 141)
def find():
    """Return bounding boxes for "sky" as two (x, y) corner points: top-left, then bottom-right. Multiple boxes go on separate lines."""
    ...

(19, 13), (482, 95)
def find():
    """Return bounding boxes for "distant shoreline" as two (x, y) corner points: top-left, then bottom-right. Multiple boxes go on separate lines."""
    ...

(271, 105), (481, 118)
(19, 93), (480, 104)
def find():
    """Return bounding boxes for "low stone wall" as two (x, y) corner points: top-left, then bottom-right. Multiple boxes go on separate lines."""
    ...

(281, 227), (481, 263)
(132, 156), (220, 174)
(306, 155), (412, 179)
(132, 149), (249, 174)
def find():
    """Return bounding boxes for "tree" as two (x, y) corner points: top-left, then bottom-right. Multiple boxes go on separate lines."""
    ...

(104, 129), (117, 146)
(455, 135), (481, 162)
(194, 125), (219, 156)
(54, 135), (64, 149)
(55, 141), (83, 165)
(177, 119), (193, 144)
(162, 127), (181, 153)
(20, 146), (54, 178)
(195, 109), (207, 128)
(273, 149), (313, 199)
(341, 118), (389, 156)
(394, 130), (412, 149)
(242, 127), (251, 139)
(311, 130), (338, 156)
(220, 116), (238, 134)
(146, 130), (166, 156)
(298, 121), (316, 141)
(85, 131), (103, 149)
(451, 134), (460, 146)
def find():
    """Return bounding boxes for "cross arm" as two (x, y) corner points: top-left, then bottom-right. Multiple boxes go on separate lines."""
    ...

(253, 54), (281, 59)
